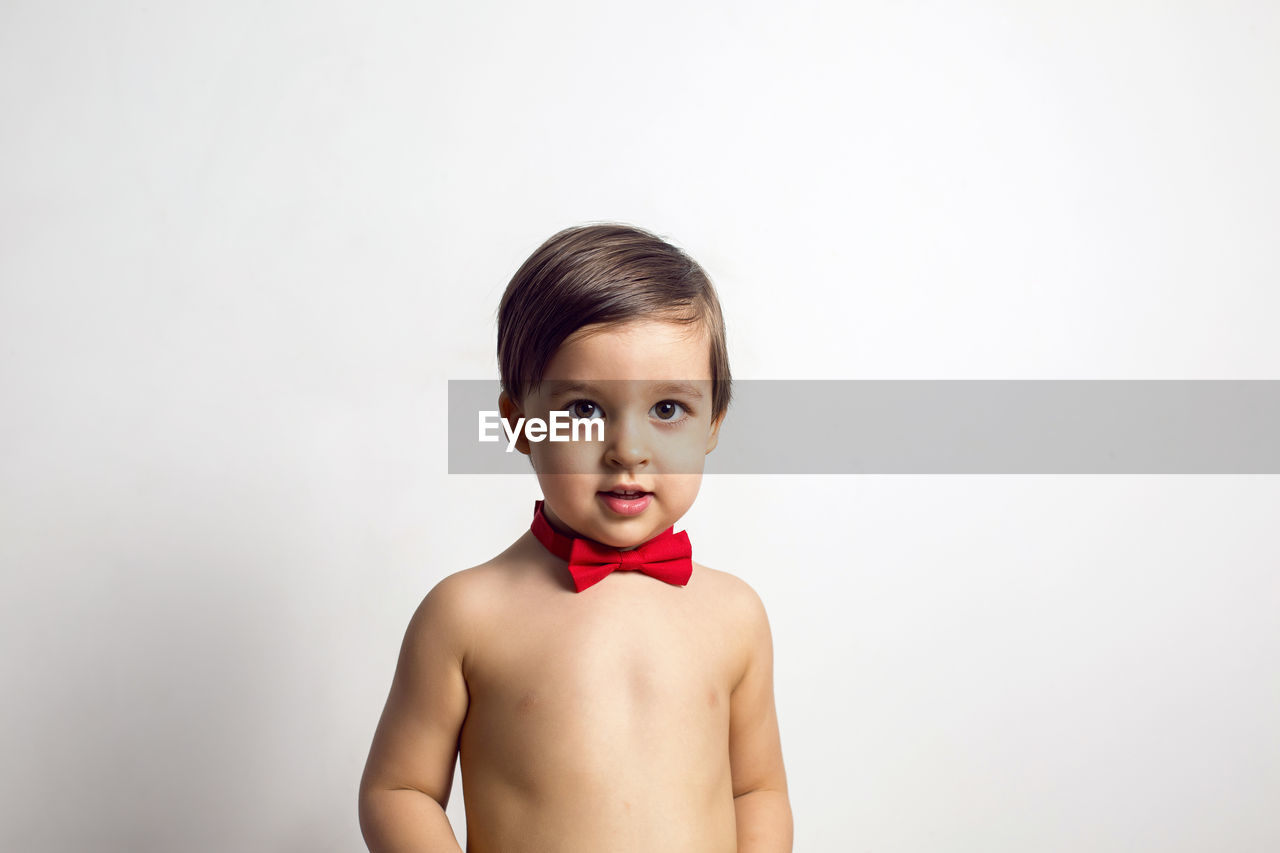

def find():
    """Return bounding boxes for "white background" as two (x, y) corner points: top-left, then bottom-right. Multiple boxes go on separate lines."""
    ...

(3, 2), (1278, 850)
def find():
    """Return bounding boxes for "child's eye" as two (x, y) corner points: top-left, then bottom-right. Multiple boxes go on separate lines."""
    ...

(565, 399), (603, 420)
(651, 400), (687, 421)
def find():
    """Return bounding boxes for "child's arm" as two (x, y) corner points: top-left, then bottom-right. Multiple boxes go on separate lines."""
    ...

(728, 583), (793, 853)
(359, 574), (473, 852)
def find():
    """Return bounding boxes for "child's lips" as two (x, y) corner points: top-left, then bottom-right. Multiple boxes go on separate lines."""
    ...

(598, 490), (652, 516)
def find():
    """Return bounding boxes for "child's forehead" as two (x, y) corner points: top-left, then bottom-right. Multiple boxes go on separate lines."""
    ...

(541, 318), (712, 384)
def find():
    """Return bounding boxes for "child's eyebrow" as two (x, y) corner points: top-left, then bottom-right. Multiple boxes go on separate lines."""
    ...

(544, 381), (600, 398)
(651, 382), (704, 400)
(543, 381), (705, 399)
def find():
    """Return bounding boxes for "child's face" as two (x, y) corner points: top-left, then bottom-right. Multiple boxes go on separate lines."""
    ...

(499, 318), (723, 550)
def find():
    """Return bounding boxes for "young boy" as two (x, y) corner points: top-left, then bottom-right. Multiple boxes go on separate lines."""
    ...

(359, 224), (792, 852)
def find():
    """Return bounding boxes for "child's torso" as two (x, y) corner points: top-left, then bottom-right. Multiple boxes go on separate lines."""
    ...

(455, 536), (743, 853)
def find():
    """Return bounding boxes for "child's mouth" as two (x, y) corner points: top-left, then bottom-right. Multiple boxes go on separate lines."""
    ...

(598, 489), (652, 516)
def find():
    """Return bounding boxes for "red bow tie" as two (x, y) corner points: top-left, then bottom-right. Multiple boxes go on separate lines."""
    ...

(530, 500), (693, 593)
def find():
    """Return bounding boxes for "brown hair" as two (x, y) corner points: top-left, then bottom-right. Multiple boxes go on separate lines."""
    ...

(497, 223), (731, 420)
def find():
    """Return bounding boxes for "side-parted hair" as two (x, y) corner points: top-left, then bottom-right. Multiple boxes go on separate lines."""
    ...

(497, 223), (731, 420)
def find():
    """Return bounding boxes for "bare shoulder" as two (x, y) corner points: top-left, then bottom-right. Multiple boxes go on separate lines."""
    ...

(695, 563), (771, 627)
(693, 564), (774, 682)
(403, 558), (511, 666)
(696, 563), (773, 696)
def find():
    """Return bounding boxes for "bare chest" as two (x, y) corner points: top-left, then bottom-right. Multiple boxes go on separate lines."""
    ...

(459, 568), (740, 783)
(474, 571), (734, 708)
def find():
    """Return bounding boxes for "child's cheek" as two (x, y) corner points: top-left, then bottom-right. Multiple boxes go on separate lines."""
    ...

(658, 430), (713, 474)
(531, 433), (600, 475)
(657, 472), (705, 515)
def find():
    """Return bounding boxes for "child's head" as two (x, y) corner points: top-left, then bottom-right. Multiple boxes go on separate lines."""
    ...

(497, 223), (731, 420)
(496, 223), (730, 549)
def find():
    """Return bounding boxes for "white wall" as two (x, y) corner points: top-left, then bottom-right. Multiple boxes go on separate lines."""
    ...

(2, 2), (1277, 850)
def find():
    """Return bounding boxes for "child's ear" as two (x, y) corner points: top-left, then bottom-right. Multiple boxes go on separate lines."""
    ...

(705, 411), (724, 455)
(497, 391), (532, 456)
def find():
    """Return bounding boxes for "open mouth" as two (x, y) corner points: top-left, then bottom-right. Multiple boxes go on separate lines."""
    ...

(598, 489), (652, 516)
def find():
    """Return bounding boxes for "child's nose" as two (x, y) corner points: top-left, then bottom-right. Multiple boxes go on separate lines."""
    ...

(603, 414), (650, 468)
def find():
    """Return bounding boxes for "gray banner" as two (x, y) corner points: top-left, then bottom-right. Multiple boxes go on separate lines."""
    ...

(448, 380), (1280, 474)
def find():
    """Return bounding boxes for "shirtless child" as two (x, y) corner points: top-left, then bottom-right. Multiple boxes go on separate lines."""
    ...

(358, 224), (792, 852)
